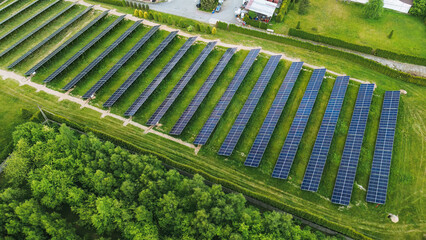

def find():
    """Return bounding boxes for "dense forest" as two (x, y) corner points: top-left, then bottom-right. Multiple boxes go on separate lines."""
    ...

(0, 122), (341, 239)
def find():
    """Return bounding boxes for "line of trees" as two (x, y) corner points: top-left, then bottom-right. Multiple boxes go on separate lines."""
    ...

(0, 122), (342, 239)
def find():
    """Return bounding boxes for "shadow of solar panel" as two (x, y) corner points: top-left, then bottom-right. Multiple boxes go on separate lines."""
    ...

(271, 68), (326, 179)
(366, 91), (400, 204)
(125, 36), (198, 117)
(301, 76), (349, 192)
(62, 20), (142, 91)
(82, 25), (159, 99)
(103, 30), (178, 108)
(44, 14), (124, 83)
(8, 6), (93, 69)
(244, 62), (304, 167)
(2, 4), (76, 60)
(218, 55), (281, 156)
(331, 83), (375, 205)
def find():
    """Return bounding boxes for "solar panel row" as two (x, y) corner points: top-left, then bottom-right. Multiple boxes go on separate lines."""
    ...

(244, 62), (304, 167)
(366, 91), (400, 204)
(8, 6), (93, 69)
(43, 14), (125, 83)
(125, 36), (198, 117)
(331, 83), (375, 206)
(103, 30), (178, 108)
(272, 68), (326, 179)
(218, 55), (281, 156)
(146, 42), (226, 126)
(0, 0), (40, 26)
(24, 7), (105, 76)
(0, 0), (59, 43)
(1, 3), (75, 59)
(0, 0), (20, 15)
(301, 76), (350, 192)
(62, 20), (142, 91)
(82, 25), (160, 99)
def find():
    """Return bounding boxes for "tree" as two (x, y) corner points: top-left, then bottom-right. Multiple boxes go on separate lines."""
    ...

(134, 9), (138, 17)
(298, 0), (310, 15)
(138, 9), (143, 18)
(211, 27), (217, 34)
(364, 0), (384, 19)
(296, 21), (301, 29)
(144, 11), (149, 19)
(145, 4), (149, 11)
(409, 0), (426, 17)
(200, 0), (218, 11)
(91, 197), (122, 234)
(195, 23), (201, 31)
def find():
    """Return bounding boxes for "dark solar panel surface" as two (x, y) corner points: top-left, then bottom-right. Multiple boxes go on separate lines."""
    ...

(125, 36), (198, 117)
(331, 83), (375, 205)
(62, 20), (141, 90)
(301, 76), (349, 192)
(8, 6), (93, 69)
(44, 14), (124, 83)
(244, 62), (304, 167)
(147, 42), (216, 126)
(82, 25), (159, 99)
(103, 31), (178, 107)
(218, 55), (281, 156)
(271, 68), (326, 179)
(366, 91), (400, 204)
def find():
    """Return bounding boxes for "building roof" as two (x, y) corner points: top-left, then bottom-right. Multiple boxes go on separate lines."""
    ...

(245, 0), (278, 17)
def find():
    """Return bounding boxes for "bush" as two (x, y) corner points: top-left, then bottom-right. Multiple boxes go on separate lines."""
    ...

(374, 49), (426, 66)
(387, 30), (394, 39)
(409, 0), (426, 17)
(93, 0), (123, 6)
(200, 0), (218, 11)
(206, 25), (211, 34)
(216, 21), (228, 30)
(153, 12), (158, 21)
(275, 13), (283, 23)
(364, 0), (384, 19)
(144, 11), (149, 19)
(195, 23), (201, 31)
(138, 9), (143, 18)
(211, 27), (217, 34)
(187, 25), (194, 32)
(296, 21), (301, 29)
(259, 22), (268, 30)
(298, 0), (310, 15)
(148, 12), (154, 20)
(145, 3), (149, 10)
(133, 9), (138, 17)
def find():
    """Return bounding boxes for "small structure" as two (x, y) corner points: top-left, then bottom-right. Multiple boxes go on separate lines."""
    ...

(244, 0), (278, 20)
(350, 0), (411, 13)
(388, 214), (399, 223)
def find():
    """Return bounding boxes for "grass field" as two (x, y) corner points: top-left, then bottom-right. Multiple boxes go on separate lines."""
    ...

(0, 1), (425, 239)
(269, 0), (426, 58)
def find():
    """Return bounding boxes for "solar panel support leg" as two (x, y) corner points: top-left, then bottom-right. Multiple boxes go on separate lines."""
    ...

(194, 145), (202, 155)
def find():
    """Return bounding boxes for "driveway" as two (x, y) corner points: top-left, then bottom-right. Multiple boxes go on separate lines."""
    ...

(148, 0), (242, 24)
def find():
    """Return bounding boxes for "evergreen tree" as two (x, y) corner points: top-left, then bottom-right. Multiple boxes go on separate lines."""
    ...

(364, 0), (384, 19)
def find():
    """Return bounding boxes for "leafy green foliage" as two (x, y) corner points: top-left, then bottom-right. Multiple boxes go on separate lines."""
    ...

(363, 0), (384, 19)
(298, 0), (311, 15)
(200, 0), (218, 11)
(409, 0), (426, 17)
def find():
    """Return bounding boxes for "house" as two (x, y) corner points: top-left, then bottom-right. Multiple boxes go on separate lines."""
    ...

(244, 0), (278, 20)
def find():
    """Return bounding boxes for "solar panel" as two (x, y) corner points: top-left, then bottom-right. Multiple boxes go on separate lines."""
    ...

(1, 3), (75, 59)
(0, 0), (19, 14)
(301, 76), (350, 192)
(0, 0), (59, 43)
(125, 36), (198, 117)
(331, 83), (375, 206)
(82, 25), (159, 99)
(244, 62), (304, 167)
(0, 0), (40, 26)
(44, 15), (125, 83)
(271, 68), (326, 179)
(170, 48), (259, 136)
(366, 91), (400, 204)
(23, 7), (105, 76)
(145, 42), (225, 125)
(62, 20), (141, 91)
(103, 31), (178, 108)
(8, 6), (93, 69)
(218, 55), (281, 156)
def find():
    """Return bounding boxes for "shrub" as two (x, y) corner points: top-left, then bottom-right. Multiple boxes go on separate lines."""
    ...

(298, 0), (310, 15)
(195, 23), (201, 31)
(296, 21), (301, 29)
(206, 25), (211, 34)
(374, 49), (426, 66)
(216, 21), (228, 30)
(187, 25), (194, 32)
(364, 0), (384, 19)
(133, 9), (138, 17)
(388, 30), (394, 39)
(409, 0), (426, 17)
(148, 12), (154, 20)
(259, 22), (268, 30)
(145, 4), (149, 10)
(138, 9), (143, 18)
(158, 13), (163, 23)
(153, 12), (158, 21)
(275, 13), (283, 23)
(144, 11), (149, 19)
(93, 0), (123, 6)
(211, 27), (217, 34)
(200, 0), (218, 11)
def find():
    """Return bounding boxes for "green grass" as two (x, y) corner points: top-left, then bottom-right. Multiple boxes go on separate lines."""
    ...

(269, 0), (426, 58)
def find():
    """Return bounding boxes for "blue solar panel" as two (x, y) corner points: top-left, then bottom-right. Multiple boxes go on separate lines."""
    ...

(218, 55), (281, 156)
(82, 25), (159, 99)
(245, 62), (304, 167)
(62, 21), (142, 91)
(331, 83), (375, 205)
(170, 48), (259, 136)
(366, 91), (400, 204)
(103, 31), (178, 108)
(271, 68), (326, 179)
(125, 36), (199, 117)
(301, 76), (350, 192)
(193, 49), (262, 145)
(147, 42), (216, 126)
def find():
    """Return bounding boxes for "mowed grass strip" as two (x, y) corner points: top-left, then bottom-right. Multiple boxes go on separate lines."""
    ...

(0, 0), (34, 22)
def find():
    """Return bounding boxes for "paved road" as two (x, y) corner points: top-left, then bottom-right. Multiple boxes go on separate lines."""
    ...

(148, 0), (241, 24)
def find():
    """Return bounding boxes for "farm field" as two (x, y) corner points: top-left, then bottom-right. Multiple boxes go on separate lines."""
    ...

(0, 1), (425, 239)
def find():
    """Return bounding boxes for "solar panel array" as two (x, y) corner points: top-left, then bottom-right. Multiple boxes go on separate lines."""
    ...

(0, 0), (39, 26)
(1, 3), (75, 59)
(271, 68), (326, 179)
(366, 91), (400, 204)
(218, 55), (281, 156)
(24, 7), (106, 76)
(82, 25), (159, 99)
(331, 83), (374, 206)
(8, 6), (93, 69)
(169, 46), (245, 135)
(244, 62), (304, 167)
(125, 36), (198, 117)
(62, 20), (141, 91)
(0, 0), (20, 15)
(103, 31), (178, 107)
(146, 42), (226, 125)
(44, 15), (125, 83)
(301, 76), (350, 192)
(0, 0), (59, 42)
